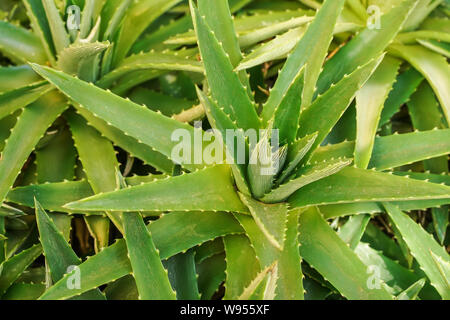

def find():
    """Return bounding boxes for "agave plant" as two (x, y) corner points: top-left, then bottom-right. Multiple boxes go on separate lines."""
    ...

(0, 0), (449, 301)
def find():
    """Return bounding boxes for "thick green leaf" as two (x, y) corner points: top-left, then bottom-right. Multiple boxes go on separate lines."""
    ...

(354, 56), (401, 169)
(261, 0), (346, 123)
(396, 30), (450, 44)
(369, 129), (450, 170)
(0, 92), (67, 204)
(6, 175), (166, 214)
(0, 81), (52, 121)
(298, 55), (384, 157)
(338, 214), (371, 250)
(315, 130), (450, 171)
(57, 42), (109, 79)
(123, 211), (176, 300)
(275, 209), (304, 300)
(190, 1), (260, 131)
(65, 165), (247, 213)
(417, 39), (450, 58)
(223, 234), (260, 300)
(397, 278), (426, 300)
(238, 192), (288, 250)
(289, 166), (450, 208)
(298, 207), (393, 300)
(165, 250), (200, 300)
(112, 0), (183, 65)
(197, 88), (250, 195)
(30, 63), (205, 171)
(238, 16), (313, 49)
(198, 0), (251, 95)
(237, 27), (305, 72)
(42, 0), (70, 53)
(0, 244), (42, 296)
(35, 128), (77, 183)
(263, 158), (351, 203)
(354, 242), (423, 295)
(389, 44), (450, 125)
(316, 0), (418, 95)
(7, 180), (95, 214)
(40, 211), (243, 299)
(76, 108), (174, 174)
(383, 203), (450, 299)
(0, 21), (47, 64)
(319, 199), (450, 219)
(379, 68), (424, 127)
(236, 21), (361, 72)
(2, 283), (46, 300)
(98, 51), (203, 89)
(34, 199), (105, 300)
(271, 66), (305, 145)
(67, 111), (122, 233)
(0, 65), (41, 93)
(197, 253), (226, 300)
(22, 0), (57, 65)
(238, 262), (278, 300)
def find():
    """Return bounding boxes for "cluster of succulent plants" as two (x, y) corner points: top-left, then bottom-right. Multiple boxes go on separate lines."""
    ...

(0, 0), (449, 301)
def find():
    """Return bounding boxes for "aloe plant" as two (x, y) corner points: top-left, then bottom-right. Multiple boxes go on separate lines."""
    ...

(0, 0), (449, 301)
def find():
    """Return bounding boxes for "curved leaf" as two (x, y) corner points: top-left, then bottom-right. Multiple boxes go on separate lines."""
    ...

(316, 0), (418, 95)
(0, 244), (42, 296)
(0, 81), (52, 121)
(389, 44), (450, 125)
(0, 92), (67, 204)
(34, 199), (105, 300)
(289, 166), (450, 208)
(123, 211), (176, 300)
(238, 192), (288, 250)
(40, 211), (243, 300)
(299, 207), (393, 300)
(190, 1), (260, 131)
(354, 56), (401, 169)
(384, 203), (450, 299)
(223, 234), (260, 300)
(0, 21), (47, 64)
(261, 0), (347, 122)
(65, 165), (247, 213)
(30, 63), (206, 171)
(298, 55), (384, 157)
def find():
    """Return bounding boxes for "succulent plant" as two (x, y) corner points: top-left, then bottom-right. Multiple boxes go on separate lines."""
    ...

(0, 0), (449, 301)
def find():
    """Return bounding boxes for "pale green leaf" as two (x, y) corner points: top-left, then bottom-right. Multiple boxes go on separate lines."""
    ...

(299, 207), (393, 300)
(64, 166), (248, 213)
(190, 1), (260, 131)
(355, 56), (402, 169)
(384, 203), (450, 299)
(289, 166), (450, 208)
